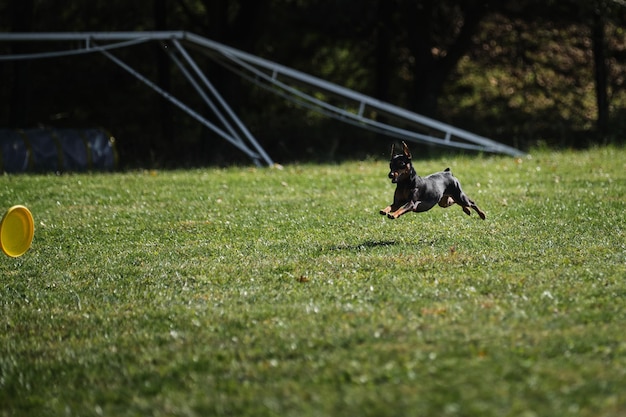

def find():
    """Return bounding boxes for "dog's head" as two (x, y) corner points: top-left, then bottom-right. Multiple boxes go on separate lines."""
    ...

(388, 141), (413, 183)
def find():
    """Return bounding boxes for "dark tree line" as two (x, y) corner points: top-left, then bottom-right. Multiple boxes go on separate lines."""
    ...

(1, 0), (624, 166)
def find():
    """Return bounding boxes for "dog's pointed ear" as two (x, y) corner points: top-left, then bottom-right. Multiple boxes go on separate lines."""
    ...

(402, 141), (412, 160)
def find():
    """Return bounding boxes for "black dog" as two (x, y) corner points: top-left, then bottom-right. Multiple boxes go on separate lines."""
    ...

(380, 141), (486, 220)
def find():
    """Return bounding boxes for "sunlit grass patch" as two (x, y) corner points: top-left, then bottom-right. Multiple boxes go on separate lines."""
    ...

(1, 146), (625, 416)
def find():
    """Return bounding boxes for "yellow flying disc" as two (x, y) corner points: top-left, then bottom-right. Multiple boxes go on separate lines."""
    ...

(1, 205), (34, 258)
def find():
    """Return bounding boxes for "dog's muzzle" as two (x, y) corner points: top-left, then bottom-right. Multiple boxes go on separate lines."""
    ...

(389, 172), (398, 183)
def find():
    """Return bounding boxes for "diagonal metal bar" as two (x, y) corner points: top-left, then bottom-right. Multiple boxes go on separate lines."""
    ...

(218, 52), (489, 152)
(93, 41), (263, 164)
(265, 83), (487, 151)
(170, 39), (274, 166)
(164, 43), (246, 147)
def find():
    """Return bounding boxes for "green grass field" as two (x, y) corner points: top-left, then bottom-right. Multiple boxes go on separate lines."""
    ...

(1, 146), (625, 417)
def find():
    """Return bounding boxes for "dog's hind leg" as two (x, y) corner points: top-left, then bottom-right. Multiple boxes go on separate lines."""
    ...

(451, 191), (486, 220)
(461, 198), (486, 219)
(461, 194), (486, 219)
(472, 203), (486, 220)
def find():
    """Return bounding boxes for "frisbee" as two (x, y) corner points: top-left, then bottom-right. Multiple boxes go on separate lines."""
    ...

(1, 205), (34, 257)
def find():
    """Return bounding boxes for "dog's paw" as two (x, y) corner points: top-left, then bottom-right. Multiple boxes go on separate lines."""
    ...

(379, 209), (388, 215)
(462, 206), (471, 216)
(478, 211), (486, 220)
(387, 213), (397, 219)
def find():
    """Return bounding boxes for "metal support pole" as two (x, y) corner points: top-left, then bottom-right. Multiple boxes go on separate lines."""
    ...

(94, 42), (263, 164)
(164, 44), (246, 147)
(171, 39), (274, 166)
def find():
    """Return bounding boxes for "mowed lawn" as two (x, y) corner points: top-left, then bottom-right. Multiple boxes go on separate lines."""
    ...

(1, 146), (625, 417)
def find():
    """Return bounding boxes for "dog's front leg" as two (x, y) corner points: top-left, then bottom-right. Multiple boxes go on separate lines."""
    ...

(387, 201), (417, 219)
(380, 201), (404, 215)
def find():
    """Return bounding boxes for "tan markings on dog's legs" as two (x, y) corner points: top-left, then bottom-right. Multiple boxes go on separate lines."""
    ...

(438, 196), (455, 208)
(388, 202), (416, 219)
(474, 206), (486, 220)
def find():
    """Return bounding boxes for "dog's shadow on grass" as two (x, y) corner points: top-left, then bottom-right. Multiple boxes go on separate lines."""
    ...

(329, 240), (398, 251)
(328, 238), (437, 252)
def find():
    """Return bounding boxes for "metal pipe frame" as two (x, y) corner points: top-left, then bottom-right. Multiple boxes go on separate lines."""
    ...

(0, 31), (526, 162)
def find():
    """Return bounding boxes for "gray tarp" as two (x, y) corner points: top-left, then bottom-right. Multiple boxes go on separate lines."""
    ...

(0, 128), (117, 172)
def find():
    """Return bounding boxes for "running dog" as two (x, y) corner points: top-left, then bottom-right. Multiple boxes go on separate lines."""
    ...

(380, 142), (486, 220)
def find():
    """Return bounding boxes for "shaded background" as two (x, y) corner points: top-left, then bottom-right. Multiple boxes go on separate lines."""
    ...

(1, 0), (625, 166)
